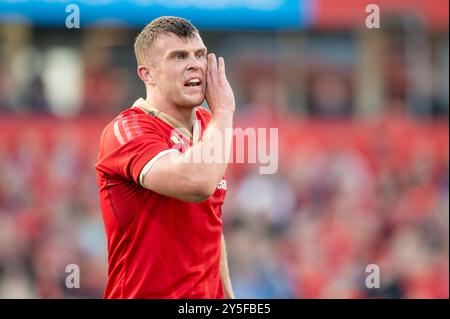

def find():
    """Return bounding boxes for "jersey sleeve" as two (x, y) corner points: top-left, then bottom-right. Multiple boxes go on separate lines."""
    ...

(96, 113), (178, 186)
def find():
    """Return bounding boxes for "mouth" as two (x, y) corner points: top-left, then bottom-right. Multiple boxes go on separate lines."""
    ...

(184, 78), (202, 88)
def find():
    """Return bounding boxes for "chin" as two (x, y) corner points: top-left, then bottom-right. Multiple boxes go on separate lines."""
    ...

(180, 94), (205, 108)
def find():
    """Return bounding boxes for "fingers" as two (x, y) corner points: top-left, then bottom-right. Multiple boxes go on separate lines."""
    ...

(218, 56), (226, 81)
(207, 53), (217, 83)
(206, 54), (214, 97)
(208, 53), (227, 84)
(205, 53), (234, 113)
(205, 54), (214, 102)
(218, 56), (224, 70)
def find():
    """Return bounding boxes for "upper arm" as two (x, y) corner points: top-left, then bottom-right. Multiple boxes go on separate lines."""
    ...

(97, 114), (176, 186)
(96, 111), (215, 203)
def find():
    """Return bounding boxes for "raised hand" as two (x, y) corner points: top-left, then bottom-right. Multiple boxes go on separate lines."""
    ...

(205, 53), (235, 114)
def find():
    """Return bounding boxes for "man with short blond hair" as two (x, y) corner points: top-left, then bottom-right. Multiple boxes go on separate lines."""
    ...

(96, 16), (235, 298)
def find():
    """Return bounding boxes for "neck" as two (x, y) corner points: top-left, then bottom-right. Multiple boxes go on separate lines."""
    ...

(145, 95), (195, 133)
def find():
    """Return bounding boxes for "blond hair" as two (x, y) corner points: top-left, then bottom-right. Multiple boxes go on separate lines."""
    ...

(134, 16), (198, 65)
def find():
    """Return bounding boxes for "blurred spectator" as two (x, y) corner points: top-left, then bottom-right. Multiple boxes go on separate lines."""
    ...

(26, 75), (49, 114)
(0, 61), (13, 113)
(307, 71), (353, 118)
(81, 46), (132, 116)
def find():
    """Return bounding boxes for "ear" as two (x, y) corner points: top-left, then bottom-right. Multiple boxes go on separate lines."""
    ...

(137, 64), (156, 85)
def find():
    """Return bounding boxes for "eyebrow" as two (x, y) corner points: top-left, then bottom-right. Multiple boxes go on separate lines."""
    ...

(167, 47), (207, 58)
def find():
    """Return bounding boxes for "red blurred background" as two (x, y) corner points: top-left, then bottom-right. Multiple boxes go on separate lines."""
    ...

(0, 0), (448, 298)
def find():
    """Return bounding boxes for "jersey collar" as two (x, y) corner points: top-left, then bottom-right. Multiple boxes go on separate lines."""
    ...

(132, 98), (200, 143)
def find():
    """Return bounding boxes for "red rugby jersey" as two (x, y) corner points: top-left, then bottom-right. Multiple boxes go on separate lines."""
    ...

(95, 99), (226, 298)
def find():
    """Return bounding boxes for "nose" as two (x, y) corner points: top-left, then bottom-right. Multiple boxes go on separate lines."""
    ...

(187, 55), (205, 72)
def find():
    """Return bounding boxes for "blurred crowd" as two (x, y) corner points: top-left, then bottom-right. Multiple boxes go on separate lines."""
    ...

(0, 120), (106, 298)
(0, 22), (448, 298)
(0, 112), (447, 299)
(226, 114), (449, 298)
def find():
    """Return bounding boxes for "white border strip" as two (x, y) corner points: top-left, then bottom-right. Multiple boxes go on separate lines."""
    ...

(114, 120), (126, 145)
(139, 149), (180, 187)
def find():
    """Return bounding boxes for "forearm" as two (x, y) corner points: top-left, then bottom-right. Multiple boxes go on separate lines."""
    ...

(180, 110), (233, 191)
(220, 234), (235, 299)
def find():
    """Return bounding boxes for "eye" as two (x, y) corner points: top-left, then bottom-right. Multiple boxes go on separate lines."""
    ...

(175, 53), (185, 61)
(196, 52), (205, 59)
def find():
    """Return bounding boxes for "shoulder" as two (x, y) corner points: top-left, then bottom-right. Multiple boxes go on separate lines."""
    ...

(100, 107), (166, 148)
